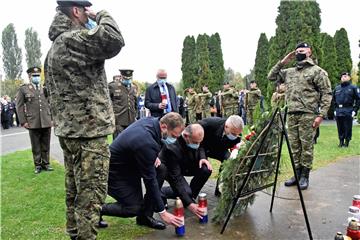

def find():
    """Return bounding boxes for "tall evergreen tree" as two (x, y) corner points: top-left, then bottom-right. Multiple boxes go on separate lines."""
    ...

(181, 35), (197, 90)
(195, 34), (212, 91)
(254, 33), (269, 95)
(2, 23), (22, 80)
(334, 28), (352, 74)
(321, 33), (338, 119)
(207, 33), (225, 92)
(24, 27), (42, 68)
(320, 33), (338, 89)
(224, 67), (235, 84)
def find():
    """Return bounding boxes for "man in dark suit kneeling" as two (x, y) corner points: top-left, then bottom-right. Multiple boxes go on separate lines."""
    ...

(157, 124), (211, 218)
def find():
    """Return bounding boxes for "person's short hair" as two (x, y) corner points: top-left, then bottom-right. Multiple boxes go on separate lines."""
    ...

(250, 80), (256, 84)
(183, 123), (203, 138)
(160, 112), (184, 130)
(225, 115), (244, 131)
(56, 6), (74, 18)
(156, 69), (167, 79)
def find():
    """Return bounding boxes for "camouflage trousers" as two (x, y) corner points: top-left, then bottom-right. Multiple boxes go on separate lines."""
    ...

(287, 113), (317, 169)
(59, 136), (110, 240)
(246, 108), (255, 126)
(188, 109), (196, 124)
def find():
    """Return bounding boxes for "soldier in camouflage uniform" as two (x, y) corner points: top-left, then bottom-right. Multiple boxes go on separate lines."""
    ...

(16, 67), (53, 174)
(195, 85), (212, 120)
(271, 82), (286, 109)
(44, 1), (124, 239)
(108, 69), (137, 139)
(220, 82), (239, 118)
(268, 42), (332, 190)
(245, 81), (262, 125)
(185, 87), (197, 124)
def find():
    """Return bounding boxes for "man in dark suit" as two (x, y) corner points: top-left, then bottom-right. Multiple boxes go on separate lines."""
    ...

(198, 115), (244, 196)
(100, 112), (184, 230)
(157, 124), (212, 219)
(16, 67), (53, 174)
(145, 69), (178, 117)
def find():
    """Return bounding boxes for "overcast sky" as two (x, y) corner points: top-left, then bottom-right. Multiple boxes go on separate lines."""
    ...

(0, 0), (359, 85)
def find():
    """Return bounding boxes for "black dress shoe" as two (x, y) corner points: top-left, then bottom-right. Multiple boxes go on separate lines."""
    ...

(35, 166), (42, 174)
(136, 216), (166, 230)
(96, 217), (108, 228)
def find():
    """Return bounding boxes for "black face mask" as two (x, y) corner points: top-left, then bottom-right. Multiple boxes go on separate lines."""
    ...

(295, 53), (307, 62)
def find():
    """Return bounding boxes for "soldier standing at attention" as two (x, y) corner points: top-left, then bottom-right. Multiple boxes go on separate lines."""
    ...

(220, 82), (239, 118)
(44, 0), (124, 239)
(333, 72), (360, 147)
(186, 87), (197, 124)
(268, 42), (332, 190)
(16, 67), (53, 174)
(108, 69), (137, 139)
(245, 81), (262, 125)
(195, 85), (212, 120)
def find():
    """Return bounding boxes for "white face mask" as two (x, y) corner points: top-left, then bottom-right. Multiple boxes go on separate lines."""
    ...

(31, 76), (41, 85)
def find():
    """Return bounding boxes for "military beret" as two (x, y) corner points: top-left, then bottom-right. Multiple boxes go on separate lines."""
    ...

(57, 0), (92, 7)
(26, 67), (41, 75)
(295, 42), (311, 49)
(340, 72), (350, 78)
(119, 69), (134, 78)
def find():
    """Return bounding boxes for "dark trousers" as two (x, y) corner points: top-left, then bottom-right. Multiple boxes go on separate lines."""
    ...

(157, 164), (212, 201)
(102, 173), (156, 218)
(336, 115), (353, 141)
(29, 127), (51, 167)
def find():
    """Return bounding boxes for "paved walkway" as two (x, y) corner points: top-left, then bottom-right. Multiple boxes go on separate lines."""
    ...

(137, 156), (360, 240)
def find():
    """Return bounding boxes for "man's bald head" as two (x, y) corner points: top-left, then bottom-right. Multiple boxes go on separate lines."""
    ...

(183, 123), (204, 144)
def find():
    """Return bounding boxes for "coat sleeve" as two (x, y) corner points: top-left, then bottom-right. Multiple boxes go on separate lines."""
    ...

(161, 147), (194, 207)
(65, 10), (125, 62)
(314, 69), (332, 117)
(135, 138), (165, 212)
(353, 86), (360, 113)
(267, 61), (286, 83)
(145, 86), (160, 111)
(15, 87), (27, 126)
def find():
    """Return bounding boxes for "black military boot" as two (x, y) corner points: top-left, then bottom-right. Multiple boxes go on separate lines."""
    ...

(344, 139), (350, 147)
(299, 167), (310, 190)
(34, 166), (42, 174)
(338, 139), (344, 147)
(284, 167), (302, 187)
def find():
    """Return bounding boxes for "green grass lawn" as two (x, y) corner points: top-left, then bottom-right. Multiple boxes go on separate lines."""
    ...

(1, 150), (151, 240)
(1, 124), (359, 239)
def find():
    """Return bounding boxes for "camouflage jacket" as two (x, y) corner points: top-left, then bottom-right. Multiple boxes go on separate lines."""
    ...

(108, 81), (137, 126)
(16, 83), (52, 129)
(186, 92), (197, 111)
(268, 59), (332, 117)
(195, 92), (212, 113)
(220, 88), (238, 109)
(245, 88), (262, 110)
(45, 10), (124, 138)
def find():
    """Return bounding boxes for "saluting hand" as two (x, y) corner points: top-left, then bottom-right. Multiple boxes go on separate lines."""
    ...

(281, 51), (295, 65)
(199, 159), (212, 171)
